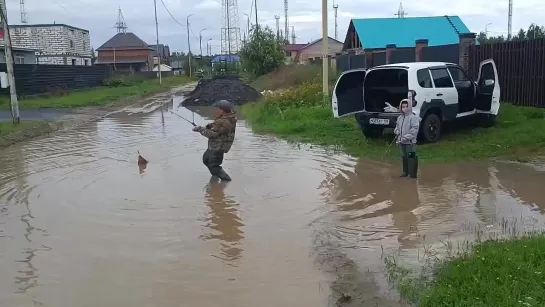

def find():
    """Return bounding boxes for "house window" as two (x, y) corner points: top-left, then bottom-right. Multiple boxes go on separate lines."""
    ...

(70, 29), (75, 35)
(72, 59), (76, 65)
(84, 59), (89, 66)
(70, 40), (74, 48)
(15, 55), (25, 64)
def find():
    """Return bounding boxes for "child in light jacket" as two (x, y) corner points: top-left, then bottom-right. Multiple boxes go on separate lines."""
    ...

(394, 93), (420, 178)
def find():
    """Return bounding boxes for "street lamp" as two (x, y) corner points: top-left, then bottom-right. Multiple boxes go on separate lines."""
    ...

(199, 28), (206, 56)
(186, 13), (194, 77)
(207, 38), (212, 56)
(485, 22), (492, 38)
(244, 13), (250, 36)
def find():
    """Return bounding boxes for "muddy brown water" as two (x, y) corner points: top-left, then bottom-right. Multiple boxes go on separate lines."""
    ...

(1, 95), (545, 307)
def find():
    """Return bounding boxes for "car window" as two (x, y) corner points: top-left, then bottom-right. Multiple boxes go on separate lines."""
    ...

(430, 68), (454, 88)
(480, 62), (495, 83)
(447, 66), (470, 82)
(417, 69), (433, 88)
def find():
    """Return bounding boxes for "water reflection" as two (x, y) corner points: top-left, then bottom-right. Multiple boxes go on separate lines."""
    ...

(325, 159), (545, 250)
(201, 178), (244, 265)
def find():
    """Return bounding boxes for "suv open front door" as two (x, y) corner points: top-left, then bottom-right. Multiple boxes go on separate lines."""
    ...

(332, 69), (366, 118)
(475, 59), (500, 115)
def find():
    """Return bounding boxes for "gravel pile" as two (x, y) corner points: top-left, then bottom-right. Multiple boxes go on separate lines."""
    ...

(182, 76), (262, 106)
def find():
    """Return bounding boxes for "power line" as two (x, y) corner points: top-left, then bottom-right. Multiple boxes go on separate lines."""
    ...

(49, 0), (69, 13)
(189, 24), (198, 40)
(159, 0), (185, 27)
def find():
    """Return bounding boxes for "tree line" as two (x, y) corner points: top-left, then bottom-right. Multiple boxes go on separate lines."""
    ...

(478, 23), (545, 43)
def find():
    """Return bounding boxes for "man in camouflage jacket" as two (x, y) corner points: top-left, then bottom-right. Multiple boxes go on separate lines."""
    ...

(193, 100), (237, 181)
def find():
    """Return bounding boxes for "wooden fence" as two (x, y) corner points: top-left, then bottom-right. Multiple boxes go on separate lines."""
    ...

(468, 39), (545, 108)
(335, 39), (545, 108)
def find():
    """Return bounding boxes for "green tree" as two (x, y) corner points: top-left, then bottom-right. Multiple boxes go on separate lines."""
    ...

(477, 23), (544, 44)
(239, 25), (284, 77)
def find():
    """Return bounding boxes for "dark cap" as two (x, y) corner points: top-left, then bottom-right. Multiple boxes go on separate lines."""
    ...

(213, 99), (234, 111)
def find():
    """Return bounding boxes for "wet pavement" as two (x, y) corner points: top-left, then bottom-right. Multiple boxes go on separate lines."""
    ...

(0, 109), (76, 122)
(1, 94), (545, 307)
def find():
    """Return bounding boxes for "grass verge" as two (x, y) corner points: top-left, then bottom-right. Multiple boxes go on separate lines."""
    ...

(0, 75), (195, 110)
(250, 64), (338, 91)
(384, 220), (545, 307)
(242, 81), (545, 162)
(0, 121), (48, 137)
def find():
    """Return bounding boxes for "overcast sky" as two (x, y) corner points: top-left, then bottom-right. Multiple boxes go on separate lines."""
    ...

(7, 0), (545, 55)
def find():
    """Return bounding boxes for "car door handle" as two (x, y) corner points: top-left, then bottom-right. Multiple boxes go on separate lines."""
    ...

(436, 93), (443, 96)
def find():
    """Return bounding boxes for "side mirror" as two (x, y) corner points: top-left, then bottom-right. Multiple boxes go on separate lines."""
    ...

(484, 79), (495, 87)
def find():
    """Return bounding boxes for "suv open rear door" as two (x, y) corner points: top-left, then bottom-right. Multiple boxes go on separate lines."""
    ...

(332, 69), (366, 118)
(475, 59), (500, 115)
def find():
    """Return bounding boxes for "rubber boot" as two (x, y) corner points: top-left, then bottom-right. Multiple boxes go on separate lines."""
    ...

(400, 157), (409, 177)
(216, 169), (232, 181)
(408, 156), (418, 179)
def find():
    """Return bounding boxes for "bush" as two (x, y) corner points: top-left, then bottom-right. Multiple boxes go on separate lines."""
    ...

(101, 76), (143, 87)
(250, 64), (339, 91)
(260, 81), (327, 110)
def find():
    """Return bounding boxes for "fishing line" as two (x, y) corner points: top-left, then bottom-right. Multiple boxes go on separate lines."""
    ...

(169, 110), (196, 126)
(382, 135), (398, 160)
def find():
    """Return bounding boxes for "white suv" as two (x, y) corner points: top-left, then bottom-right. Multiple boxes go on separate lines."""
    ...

(331, 60), (500, 143)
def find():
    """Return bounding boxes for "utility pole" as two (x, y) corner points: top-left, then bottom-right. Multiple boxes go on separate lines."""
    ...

(207, 38), (212, 56)
(153, 0), (161, 83)
(321, 0), (328, 95)
(485, 22), (492, 38)
(275, 15), (280, 39)
(254, 0), (258, 31)
(0, 0), (20, 123)
(507, 0), (513, 39)
(226, 0), (231, 56)
(244, 13), (250, 36)
(333, 2), (338, 40)
(186, 14), (193, 77)
(199, 28), (206, 56)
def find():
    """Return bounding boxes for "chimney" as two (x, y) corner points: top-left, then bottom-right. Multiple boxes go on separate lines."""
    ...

(458, 33), (477, 71)
(385, 44), (397, 64)
(415, 39), (429, 62)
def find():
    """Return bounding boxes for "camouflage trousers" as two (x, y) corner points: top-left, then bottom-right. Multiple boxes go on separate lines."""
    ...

(202, 149), (225, 177)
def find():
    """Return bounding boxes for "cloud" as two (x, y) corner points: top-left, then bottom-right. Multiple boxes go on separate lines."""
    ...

(195, 0), (221, 10)
(6, 0), (545, 55)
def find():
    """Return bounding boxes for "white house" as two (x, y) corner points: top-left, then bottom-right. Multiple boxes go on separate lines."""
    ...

(8, 23), (93, 66)
(152, 64), (172, 72)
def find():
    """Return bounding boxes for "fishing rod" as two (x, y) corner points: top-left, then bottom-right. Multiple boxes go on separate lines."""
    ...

(169, 110), (196, 126)
(382, 135), (398, 160)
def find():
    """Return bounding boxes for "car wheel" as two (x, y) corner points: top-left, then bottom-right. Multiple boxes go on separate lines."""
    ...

(419, 113), (442, 143)
(480, 114), (497, 128)
(362, 125), (384, 138)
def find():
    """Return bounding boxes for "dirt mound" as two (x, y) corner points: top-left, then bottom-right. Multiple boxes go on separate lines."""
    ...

(182, 76), (262, 106)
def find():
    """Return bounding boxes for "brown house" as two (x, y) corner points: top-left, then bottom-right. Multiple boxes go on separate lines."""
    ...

(95, 32), (154, 71)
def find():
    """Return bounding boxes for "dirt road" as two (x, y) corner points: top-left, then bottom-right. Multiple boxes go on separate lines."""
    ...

(1, 93), (544, 307)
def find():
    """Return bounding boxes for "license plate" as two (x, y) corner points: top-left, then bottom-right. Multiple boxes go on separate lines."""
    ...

(369, 118), (389, 125)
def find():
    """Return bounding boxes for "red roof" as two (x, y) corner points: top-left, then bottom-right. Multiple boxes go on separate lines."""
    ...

(283, 44), (307, 52)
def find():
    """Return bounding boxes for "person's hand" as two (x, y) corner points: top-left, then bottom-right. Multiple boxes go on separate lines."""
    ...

(192, 126), (201, 132)
(205, 123), (213, 129)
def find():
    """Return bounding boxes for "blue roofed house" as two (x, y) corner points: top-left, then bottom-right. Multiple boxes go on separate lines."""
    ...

(341, 16), (478, 67)
(211, 55), (240, 70)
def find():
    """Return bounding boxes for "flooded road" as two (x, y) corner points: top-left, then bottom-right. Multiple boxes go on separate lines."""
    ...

(1, 94), (545, 307)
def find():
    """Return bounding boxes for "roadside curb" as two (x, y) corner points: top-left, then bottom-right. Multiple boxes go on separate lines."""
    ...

(0, 82), (197, 148)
